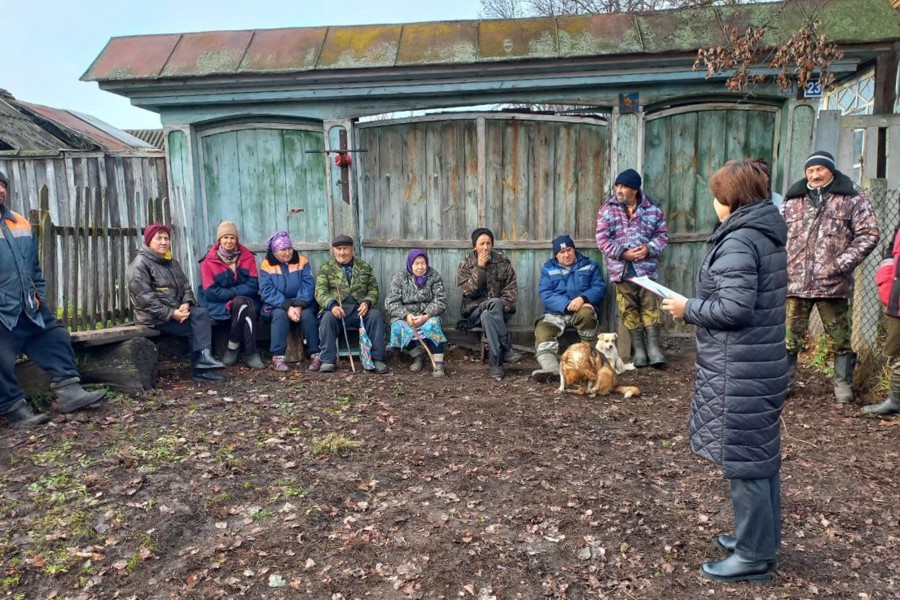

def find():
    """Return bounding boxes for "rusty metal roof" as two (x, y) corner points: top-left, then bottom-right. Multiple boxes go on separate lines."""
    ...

(0, 90), (159, 154)
(83, 0), (899, 83)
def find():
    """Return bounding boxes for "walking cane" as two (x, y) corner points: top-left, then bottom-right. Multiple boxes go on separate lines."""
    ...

(335, 285), (356, 373)
(412, 324), (437, 370)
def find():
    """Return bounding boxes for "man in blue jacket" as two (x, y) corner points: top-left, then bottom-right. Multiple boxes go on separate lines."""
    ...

(0, 171), (106, 428)
(532, 234), (607, 382)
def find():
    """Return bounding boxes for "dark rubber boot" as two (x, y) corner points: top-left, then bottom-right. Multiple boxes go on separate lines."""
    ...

(862, 372), (900, 415)
(646, 324), (666, 367)
(51, 378), (106, 413)
(786, 353), (798, 396)
(833, 352), (857, 404)
(2, 399), (50, 428)
(195, 349), (225, 369)
(629, 327), (648, 368)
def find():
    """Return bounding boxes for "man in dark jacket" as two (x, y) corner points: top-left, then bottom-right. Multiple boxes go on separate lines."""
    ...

(127, 223), (225, 381)
(532, 234), (606, 382)
(781, 151), (880, 403)
(456, 227), (518, 380)
(0, 170), (106, 427)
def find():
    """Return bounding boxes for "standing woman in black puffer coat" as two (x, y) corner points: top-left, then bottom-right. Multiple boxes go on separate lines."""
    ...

(662, 160), (787, 584)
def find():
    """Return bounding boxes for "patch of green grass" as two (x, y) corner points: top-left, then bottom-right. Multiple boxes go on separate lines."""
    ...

(271, 479), (307, 502)
(311, 432), (363, 456)
(807, 334), (834, 376)
(249, 508), (275, 521)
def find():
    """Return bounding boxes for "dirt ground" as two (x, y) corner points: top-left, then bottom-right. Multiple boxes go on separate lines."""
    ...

(2, 337), (899, 600)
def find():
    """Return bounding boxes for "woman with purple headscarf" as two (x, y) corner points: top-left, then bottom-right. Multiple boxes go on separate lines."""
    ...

(384, 249), (448, 376)
(259, 231), (321, 372)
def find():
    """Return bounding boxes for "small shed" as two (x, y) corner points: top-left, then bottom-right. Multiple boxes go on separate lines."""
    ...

(82, 0), (900, 332)
(0, 89), (168, 228)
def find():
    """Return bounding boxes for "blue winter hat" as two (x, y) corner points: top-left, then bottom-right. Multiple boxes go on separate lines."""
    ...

(805, 151), (835, 173)
(552, 234), (575, 256)
(614, 168), (642, 190)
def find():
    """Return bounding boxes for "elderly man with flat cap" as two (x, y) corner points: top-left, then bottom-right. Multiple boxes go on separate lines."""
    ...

(0, 170), (106, 427)
(781, 150), (880, 403)
(531, 234), (607, 382)
(315, 234), (388, 374)
(456, 227), (519, 380)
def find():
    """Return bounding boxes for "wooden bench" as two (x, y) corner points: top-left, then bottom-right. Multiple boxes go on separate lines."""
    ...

(15, 324), (162, 397)
(449, 324), (534, 363)
(70, 324), (159, 347)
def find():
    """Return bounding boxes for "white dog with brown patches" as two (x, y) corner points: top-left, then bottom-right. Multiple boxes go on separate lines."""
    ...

(594, 333), (635, 375)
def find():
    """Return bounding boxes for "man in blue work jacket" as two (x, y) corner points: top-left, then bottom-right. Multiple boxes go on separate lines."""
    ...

(0, 171), (106, 428)
(532, 234), (607, 382)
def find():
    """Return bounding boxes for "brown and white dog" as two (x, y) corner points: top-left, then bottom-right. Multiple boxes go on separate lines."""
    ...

(594, 333), (635, 375)
(558, 342), (640, 398)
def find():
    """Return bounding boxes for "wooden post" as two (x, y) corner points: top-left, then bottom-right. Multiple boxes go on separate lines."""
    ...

(28, 199), (57, 312)
(853, 178), (890, 351)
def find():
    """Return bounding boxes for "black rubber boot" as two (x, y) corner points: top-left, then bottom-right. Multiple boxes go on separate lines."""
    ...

(221, 347), (240, 367)
(629, 327), (648, 368)
(786, 353), (798, 396)
(51, 378), (106, 413)
(193, 369), (224, 381)
(645, 324), (666, 367)
(2, 399), (50, 428)
(195, 349), (225, 369)
(833, 352), (857, 404)
(862, 372), (900, 415)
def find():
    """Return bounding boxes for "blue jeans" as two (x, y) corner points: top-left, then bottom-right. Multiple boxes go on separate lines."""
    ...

(0, 307), (79, 412)
(268, 307), (321, 356)
(730, 473), (781, 562)
(319, 307), (386, 366)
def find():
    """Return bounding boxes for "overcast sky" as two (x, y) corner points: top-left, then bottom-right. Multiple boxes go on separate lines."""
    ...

(4, 0), (486, 130)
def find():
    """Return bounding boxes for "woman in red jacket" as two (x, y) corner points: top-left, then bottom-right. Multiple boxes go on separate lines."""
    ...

(863, 224), (900, 415)
(199, 221), (264, 369)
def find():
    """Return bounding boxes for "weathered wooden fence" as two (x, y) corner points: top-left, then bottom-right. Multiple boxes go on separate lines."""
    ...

(28, 185), (171, 331)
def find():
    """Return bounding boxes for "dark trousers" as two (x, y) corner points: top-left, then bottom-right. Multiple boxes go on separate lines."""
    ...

(224, 296), (258, 354)
(319, 307), (386, 365)
(0, 307), (79, 412)
(269, 307), (321, 356)
(154, 306), (213, 354)
(730, 473), (781, 562)
(466, 298), (511, 365)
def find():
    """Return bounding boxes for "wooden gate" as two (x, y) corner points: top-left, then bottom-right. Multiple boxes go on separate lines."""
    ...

(358, 113), (609, 330)
(643, 104), (779, 307)
(198, 123), (330, 265)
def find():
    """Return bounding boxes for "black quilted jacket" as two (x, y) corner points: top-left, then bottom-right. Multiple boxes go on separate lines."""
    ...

(683, 200), (787, 480)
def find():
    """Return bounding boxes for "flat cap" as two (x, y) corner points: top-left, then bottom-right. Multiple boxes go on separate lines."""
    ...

(331, 234), (354, 247)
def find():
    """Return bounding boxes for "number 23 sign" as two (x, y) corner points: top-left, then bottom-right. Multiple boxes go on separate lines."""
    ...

(804, 80), (823, 98)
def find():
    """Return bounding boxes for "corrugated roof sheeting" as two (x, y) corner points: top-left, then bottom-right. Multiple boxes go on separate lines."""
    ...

(0, 90), (162, 153)
(23, 103), (154, 153)
(125, 129), (165, 149)
(81, 0), (900, 83)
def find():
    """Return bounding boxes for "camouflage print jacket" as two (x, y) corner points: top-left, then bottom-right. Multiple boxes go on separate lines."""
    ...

(781, 171), (880, 299)
(314, 257), (379, 313)
(456, 250), (518, 318)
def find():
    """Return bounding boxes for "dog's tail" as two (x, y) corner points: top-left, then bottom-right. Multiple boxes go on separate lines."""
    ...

(614, 385), (640, 398)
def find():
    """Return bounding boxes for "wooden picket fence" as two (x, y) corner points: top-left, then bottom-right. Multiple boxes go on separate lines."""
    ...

(28, 185), (171, 331)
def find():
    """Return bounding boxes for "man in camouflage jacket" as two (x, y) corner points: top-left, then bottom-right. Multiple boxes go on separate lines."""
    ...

(456, 227), (518, 380)
(781, 151), (880, 403)
(315, 235), (388, 374)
